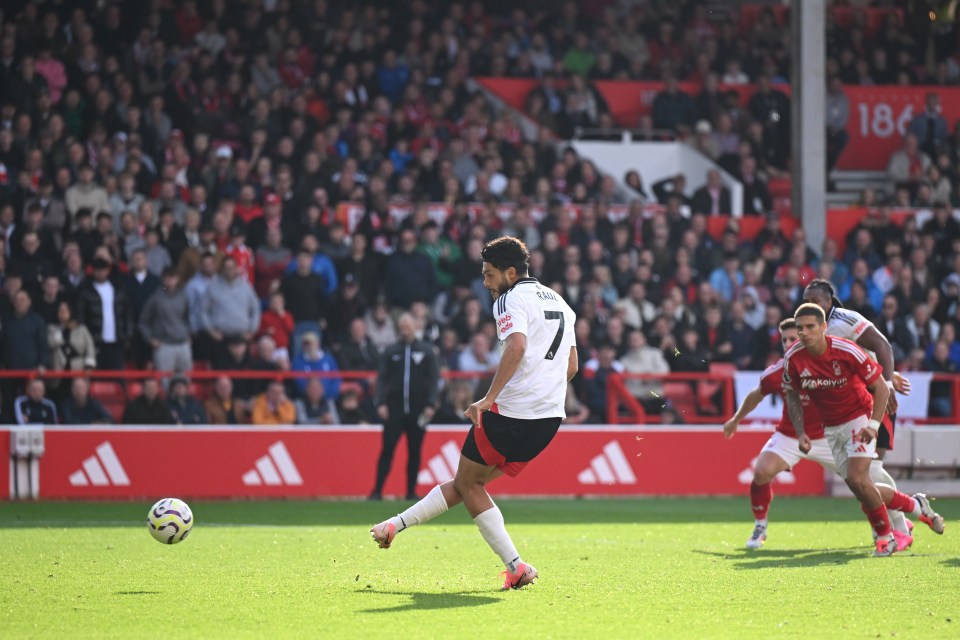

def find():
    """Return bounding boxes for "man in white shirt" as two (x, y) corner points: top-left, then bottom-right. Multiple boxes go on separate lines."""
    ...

(76, 257), (131, 370)
(371, 236), (578, 590)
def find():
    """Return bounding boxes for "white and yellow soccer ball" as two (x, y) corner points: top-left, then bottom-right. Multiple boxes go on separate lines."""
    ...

(147, 498), (194, 544)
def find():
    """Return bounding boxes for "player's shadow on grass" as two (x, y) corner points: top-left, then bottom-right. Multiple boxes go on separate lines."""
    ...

(113, 591), (160, 596)
(357, 589), (500, 613)
(694, 548), (865, 569)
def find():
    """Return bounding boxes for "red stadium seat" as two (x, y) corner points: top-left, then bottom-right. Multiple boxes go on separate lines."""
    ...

(90, 381), (124, 400)
(126, 381), (143, 400)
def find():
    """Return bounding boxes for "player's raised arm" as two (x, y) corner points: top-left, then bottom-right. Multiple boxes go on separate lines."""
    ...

(566, 345), (578, 382)
(723, 386), (765, 439)
(465, 332), (527, 425)
(856, 325), (899, 413)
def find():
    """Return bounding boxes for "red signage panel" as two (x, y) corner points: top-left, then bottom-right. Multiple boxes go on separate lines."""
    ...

(16, 426), (823, 500)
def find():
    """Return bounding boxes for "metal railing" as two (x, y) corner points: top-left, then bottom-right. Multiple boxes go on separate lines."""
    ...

(0, 369), (957, 425)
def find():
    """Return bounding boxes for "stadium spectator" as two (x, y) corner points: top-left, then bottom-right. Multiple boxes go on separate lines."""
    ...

(691, 170), (732, 216)
(739, 156), (772, 215)
(34, 275), (66, 325)
(708, 254), (744, 303)
(907, 304), (940, 352)
(186, 252), (216, 334)
(651, 76), (696, 135)
(927, 339), (957, 417)
(47, 300), (96, 393)
(747, 75), (791, 170)
(383, 228), (438, 310)
(621, 329), (669, 412)
(281, 249), (331, 359)
(824, 76), (850, 174)
(122, 378), (173, 425)
(457, 333), (501, 375)
(295, 378), (339, 425)
(65, 164), (109, 225)
(887, 134), (931, 189)
(908, 92), (949, 158)
(337, 317), (380, 372)
(257, 291), (295, 361)
(291, 332), (340, 400)
(922, 202), (960, 256)
(254, 228), (291, 299)
(60, 377), (113, 425)
(124, 249), (160, 366)
(139, 268), (192, 376)
(200, 256), (261, 359)
(1, 290), (48, 421)
(166, 376), (206, 426)
(204, 376), (246, 426)
(250, 381), (296, 426)
(583, 342), (623, 423)
(212, 337), (257, 400)
(14, 379), (57, 425)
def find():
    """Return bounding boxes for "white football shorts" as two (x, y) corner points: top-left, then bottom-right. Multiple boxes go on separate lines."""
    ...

(760, 430), (838, 474)
(824, 414), (876, 479)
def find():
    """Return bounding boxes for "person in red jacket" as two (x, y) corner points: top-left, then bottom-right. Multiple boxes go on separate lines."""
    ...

(225, 226), (255, 284)
(258, 291), (295, 356)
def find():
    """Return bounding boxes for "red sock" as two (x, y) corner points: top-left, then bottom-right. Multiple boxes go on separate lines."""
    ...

(886, 491), (917, 515)
(861, 503), (892, 537)
(750, 481), (773, 520)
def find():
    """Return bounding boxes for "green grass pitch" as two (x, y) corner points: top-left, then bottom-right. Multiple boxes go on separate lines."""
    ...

(2, 498), (958, 639)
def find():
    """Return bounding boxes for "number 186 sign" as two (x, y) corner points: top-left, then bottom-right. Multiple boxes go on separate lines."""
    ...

(840, 86), (960, 170)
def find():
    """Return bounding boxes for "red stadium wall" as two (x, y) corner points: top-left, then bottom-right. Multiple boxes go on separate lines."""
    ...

(477, 78), (960, 171)
(5, 426), (824, 500)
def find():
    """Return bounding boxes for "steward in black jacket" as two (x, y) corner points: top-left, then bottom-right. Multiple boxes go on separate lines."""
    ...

(370, 313), (440, 500)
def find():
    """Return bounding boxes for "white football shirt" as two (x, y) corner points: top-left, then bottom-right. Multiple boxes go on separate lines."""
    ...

(825, 306), (875, 360)
(492, 277), (577, 419)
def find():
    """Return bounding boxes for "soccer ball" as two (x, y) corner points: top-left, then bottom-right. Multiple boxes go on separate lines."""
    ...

(147, 498), (194, 544)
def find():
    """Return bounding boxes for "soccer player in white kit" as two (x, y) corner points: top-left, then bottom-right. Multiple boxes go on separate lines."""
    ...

(371, 236), (577, 589)
(802, 279), (915, 537)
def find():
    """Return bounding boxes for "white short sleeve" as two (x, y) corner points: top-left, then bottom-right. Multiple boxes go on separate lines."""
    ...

(494, 291), (528, 340)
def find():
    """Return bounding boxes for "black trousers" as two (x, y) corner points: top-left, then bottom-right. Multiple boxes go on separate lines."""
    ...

(97, 343), (127, 370)
(373, 411), (426, 496)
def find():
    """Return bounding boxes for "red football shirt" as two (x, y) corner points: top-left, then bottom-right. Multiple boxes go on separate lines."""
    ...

(782, 336), (882, 427)
(759, 359), (825, 439)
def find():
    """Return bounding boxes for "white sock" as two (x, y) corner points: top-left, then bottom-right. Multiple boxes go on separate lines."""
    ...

(389, 484), (448, 532)
(474, 506), (521, 572)
(870, 461), (910, 534)
(755, 518), (768, 527)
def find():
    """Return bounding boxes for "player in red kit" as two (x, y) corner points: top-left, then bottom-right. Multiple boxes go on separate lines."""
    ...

(783, 304), (945, 556)
(726, 319), (922, 552)
(725, 319), (836, 548)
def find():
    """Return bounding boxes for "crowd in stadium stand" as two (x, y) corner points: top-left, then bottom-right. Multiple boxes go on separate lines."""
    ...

(0, 1), (958, 427)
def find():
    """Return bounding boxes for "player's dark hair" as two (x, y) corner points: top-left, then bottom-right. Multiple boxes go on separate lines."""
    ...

(778, 318), (796, 333)
(804, 278), (843, 310)
(481, 236), (529, 275)
(794, 302), (826, 324)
